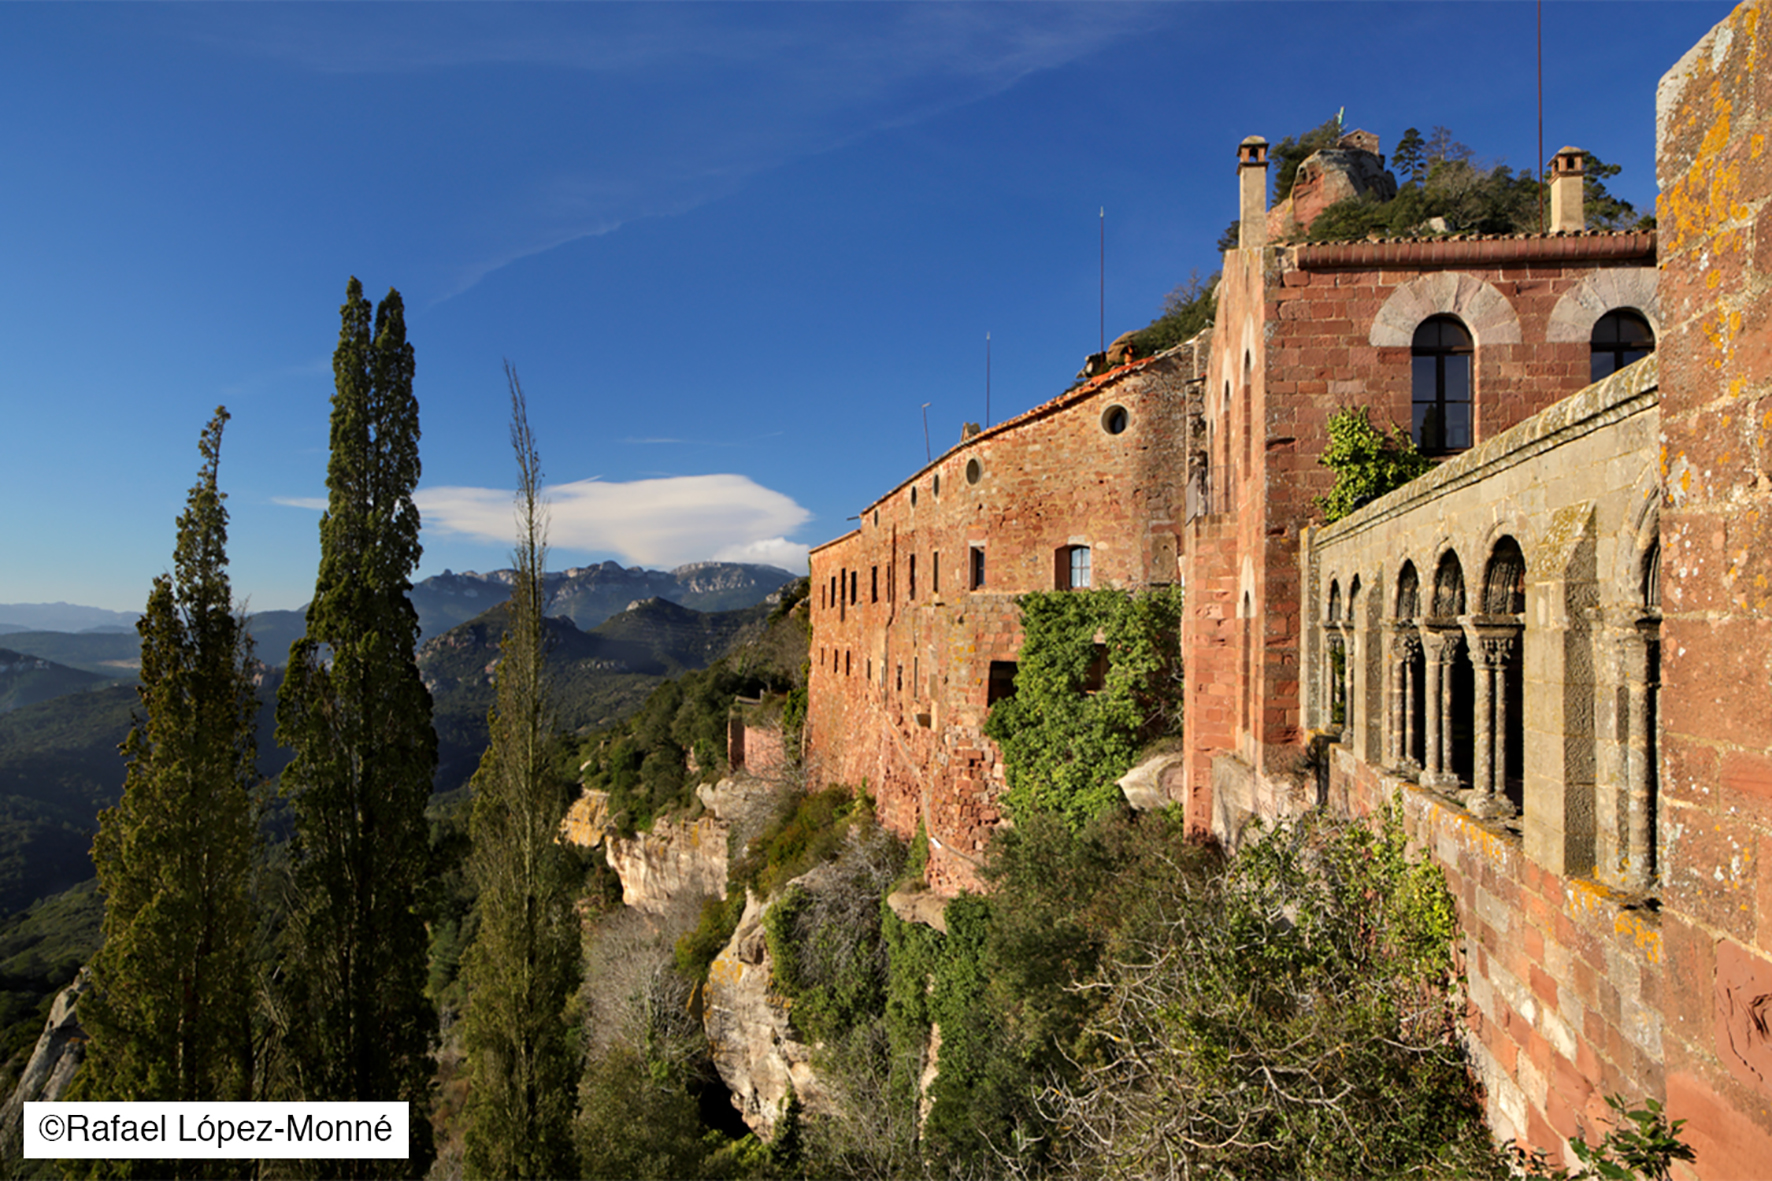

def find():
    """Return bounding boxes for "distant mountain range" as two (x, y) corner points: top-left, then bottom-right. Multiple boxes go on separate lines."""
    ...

(0, 651), (114, 715)
(0, 561), (797, 666)
(0, 604), (138, 634)
(0, 565), (803, 919)
(413, 560), (796, 641)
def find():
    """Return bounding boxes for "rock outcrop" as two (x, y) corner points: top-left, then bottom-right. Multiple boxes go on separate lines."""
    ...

(0, 969), (90, 1156)
(1268, 130), (1398, 242)
(1117, 751), (1187, 812)
(604, 814), (730, 915)
(702, 886), (833, 1140)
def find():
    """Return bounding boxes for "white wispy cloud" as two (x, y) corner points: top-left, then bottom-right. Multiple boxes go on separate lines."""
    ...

(415, 473), (812, 570)
(180, 4), (1164, 302)
(272, 496), (329, 511)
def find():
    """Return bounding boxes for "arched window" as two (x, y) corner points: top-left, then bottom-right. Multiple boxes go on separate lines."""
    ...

(1432, 550), (1466, 617)
(1396, 561), (1420, 620)
(1412, 317), (1473, 454)
(1482, 537), (1526, 615)
(1591, 309), (1655, 382)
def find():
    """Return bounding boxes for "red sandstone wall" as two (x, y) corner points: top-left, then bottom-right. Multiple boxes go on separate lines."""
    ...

(1331, 752), (1666, 1159)
(1654, 3), (1772, 1171)
(807, 354), (1194, 889)
(1184, 231), (1657, 832)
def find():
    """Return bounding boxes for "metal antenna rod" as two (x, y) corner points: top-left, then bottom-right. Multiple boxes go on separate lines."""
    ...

(1537, 0), (1545, 233)
(921, 402), (932, 464)
(986, 333), (992, 428)
(1099, 207), (1105, 353)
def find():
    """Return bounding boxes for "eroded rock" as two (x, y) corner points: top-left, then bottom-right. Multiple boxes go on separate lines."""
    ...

(702, 888), (832, 1140)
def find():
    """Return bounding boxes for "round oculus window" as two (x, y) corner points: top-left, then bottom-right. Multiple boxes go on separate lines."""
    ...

(910, 486), (918, 506)
(966, 457), (982, 485)
(1102, 405), (1130, 435)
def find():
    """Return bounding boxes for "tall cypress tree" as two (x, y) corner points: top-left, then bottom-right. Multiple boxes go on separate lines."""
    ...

(276, 279), (437, 1176)
(74, 407), (260, 1173)
(460, 365), (581, 1178)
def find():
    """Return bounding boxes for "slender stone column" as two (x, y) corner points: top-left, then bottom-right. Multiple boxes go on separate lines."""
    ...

(1402, 636), (1419, 769)
(1389, 627), (1420, 770)
(1419, 628), (1462, 789)
(1469, 631), (1518, 820)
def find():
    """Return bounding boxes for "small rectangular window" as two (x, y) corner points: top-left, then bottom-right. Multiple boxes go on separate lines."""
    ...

(933, 552), (941, 594)
(910, 554), (917, 599)
(971, 546), (985, 590)
(845, 650), (851, 676)
(871, 566), (879, 602)
(1056, 545), (1092, 590)
(850, 570), (858, 605)
(988, 660), (1018, 705)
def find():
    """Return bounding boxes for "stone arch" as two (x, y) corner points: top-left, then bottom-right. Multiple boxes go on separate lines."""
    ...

(1545, 267), (1661, 343)
(1609, 469), (1663, 608)
(1482, 536), (1528, 615)
(1371, 271), (1523, 348)
(1327, 578), (1343, 623)
(1432, 549), (1467, 617)
(1395, 560), (1421, 620)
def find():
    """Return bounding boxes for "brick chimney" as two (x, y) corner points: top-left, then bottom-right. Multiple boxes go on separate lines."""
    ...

(1550, 146), (1586, 233)
(1238, 136), (1269, 251)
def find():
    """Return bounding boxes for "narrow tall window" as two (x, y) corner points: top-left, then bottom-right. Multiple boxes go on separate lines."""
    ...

(871, 566), (879, 602)
(1056, 545), (1093, 589)
(1591, 309), (1655, 382)
(971, 546), (986, 590)
(1070, 545), (1092, 589)
(933, 552), (941, 594)
(1412, 316), (1473, 454)
(910, 554), (917, 599)
(849, 570), (858, 605)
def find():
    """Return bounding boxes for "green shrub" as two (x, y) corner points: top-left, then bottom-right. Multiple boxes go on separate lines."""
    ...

(983, 587), (1184, 828)
(1316, 404), (1434, 523)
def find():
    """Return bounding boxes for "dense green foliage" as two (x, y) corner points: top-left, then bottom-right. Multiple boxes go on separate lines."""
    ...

(275, 279), (437, 1175)
(1309, 150), (1648, 243)
(578, 583), (808, 836)
(460, 370), (581, 1178)
(1316, 405), (1435, 522)
(982, 588), (1183, 828)
(0, 880), (102, 1096)
(75, 410), (262, 1144)
(1032, 808), (1495, 1178)
(0, 687), (136, 916)
(1125, 271), (1217, 358)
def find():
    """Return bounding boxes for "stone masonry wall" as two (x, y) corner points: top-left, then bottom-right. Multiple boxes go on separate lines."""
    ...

(1183, 227), (1656, 834)
(1654, 3), (1772, 1172)
(808, 349), (1197, 891)
(1299, 356), (1664, 1166)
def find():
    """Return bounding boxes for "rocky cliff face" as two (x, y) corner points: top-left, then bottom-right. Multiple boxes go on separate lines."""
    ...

(0, 969), (89, 1160)
(702, 884), (833, 1141)
(1268, 132), (1399, 242)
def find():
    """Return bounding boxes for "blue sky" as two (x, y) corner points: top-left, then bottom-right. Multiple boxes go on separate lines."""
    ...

(0, 1), (1725, 614)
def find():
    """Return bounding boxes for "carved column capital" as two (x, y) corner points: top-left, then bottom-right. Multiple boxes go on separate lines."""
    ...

(1391, 627), (1422, 663)
(1420, 627), (1463, 663)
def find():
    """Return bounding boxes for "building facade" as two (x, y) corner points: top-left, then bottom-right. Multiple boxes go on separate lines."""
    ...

(804, 3), (1772, 1168)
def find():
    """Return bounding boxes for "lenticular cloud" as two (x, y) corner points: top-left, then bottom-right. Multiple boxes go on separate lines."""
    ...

(415, 474), (812, 570)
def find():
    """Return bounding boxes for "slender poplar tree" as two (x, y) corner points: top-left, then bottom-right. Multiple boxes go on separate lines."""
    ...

(460, 364), (582, 1178)
(74, 407), (260, 1174)
(275, 279), (437, 1177)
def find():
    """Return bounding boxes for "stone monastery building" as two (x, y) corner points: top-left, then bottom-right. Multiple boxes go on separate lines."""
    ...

(806, 3), (1772, 1172)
